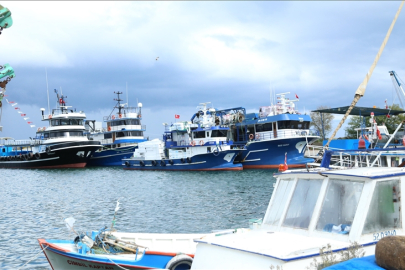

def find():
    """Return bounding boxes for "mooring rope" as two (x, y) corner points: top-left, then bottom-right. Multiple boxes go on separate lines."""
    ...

(17, 245), (49, 270)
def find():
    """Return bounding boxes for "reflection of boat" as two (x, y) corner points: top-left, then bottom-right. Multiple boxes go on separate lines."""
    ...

(0, 90), (101, 168)
(85, 92), (146, 166)
(39, 202), (208, 270)
(123, 102), (244, 171)
(206, 93), (319, 169)
(191, 149), (404, 269)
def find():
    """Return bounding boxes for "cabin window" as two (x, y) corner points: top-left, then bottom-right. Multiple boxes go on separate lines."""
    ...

(69, 131), (83, 137)
(316, 179), (364, 234)
(278, 121), (310, 130)
(60, 119), (70, 125)
(211, 130), (227, 137)
(51, 120), (60, 126)
(116, 131), (143, 138)
(50, 132), (67, 138)
(256, 123), (272, 132)
(264, 179), (295, 226)
(110, 119), (140, 126)
(193, 131), (205, 139)
(363, 180), (401, 234)
(43, 133), (50, 139)
(283, 179), (323, 229)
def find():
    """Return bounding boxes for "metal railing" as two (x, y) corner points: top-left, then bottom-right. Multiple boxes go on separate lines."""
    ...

(250, 129), (319, 141)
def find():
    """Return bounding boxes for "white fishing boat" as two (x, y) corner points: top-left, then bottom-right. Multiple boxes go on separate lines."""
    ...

(191, 152), (404, 269)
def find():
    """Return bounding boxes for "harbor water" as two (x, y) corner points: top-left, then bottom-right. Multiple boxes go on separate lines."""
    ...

(0, 167), (276, 269)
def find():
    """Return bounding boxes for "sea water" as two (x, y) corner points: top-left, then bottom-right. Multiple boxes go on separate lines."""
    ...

(0, 167), (276, 269)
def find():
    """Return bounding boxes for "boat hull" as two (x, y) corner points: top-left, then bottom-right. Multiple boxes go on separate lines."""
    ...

(87, 145), (137, 166)
(0, 141), (101, 169)
(123, 150), (243, 171)
(235, 137), (315, 169)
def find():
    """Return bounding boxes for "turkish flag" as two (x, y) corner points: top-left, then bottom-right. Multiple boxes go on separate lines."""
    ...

(21, 114), (26, 116)
(175, 114), (180, 119)
(295, 94), (299, 99)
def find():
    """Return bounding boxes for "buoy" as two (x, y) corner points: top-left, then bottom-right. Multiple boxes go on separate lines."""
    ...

(278, 164), (288, 172)
(358, 137), (366, 149)
(377, 129), (382, 140)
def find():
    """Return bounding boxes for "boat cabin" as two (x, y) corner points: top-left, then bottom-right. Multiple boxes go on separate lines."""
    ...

(192, 165), (405, 269)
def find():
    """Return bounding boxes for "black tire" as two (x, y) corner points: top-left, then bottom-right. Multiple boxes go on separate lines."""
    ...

(140, 161), (145, 167)
(125, 161), (130, 167)
(160, 160), (166, 166)
(152, 160), (157, 166)
(169, 159), (174, 165)
(165, 254), (193, 270)
(35, 153), (40, 159)
(181, 158), (185, 163)
(187, 157), (192, 163)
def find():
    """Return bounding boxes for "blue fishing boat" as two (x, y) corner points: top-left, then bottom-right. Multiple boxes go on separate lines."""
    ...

(86, 91), (146, 166)
(201, 92), (319, 169)
(122, 102), (244, 171)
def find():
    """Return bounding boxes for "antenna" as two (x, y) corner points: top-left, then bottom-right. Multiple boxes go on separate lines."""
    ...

(126, 82), (128, 107)
(46, 69), (50, 114)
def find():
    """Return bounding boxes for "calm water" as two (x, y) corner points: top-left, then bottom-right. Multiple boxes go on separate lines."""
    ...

(0, 167), (277, 269)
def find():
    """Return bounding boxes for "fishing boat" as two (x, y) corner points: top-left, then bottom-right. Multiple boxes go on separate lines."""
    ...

(38, 202), (209, 270)
(85, 91), (146, 166)
(122, 102), (244, 171)
(0, 90), (101, 168)
(191, 148), (405, 269)
(210, 92), (319, 169)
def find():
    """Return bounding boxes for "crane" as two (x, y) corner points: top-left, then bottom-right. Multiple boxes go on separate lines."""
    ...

(389, 71), (405, 109)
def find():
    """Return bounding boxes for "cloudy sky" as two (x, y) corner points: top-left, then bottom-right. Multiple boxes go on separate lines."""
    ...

(1, 1), (405, 139)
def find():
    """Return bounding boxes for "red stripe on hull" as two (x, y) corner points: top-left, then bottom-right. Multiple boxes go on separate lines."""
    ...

(27, 163), (87, 169)
(243, 164), (306, 169)
(124, 166), (243, 171)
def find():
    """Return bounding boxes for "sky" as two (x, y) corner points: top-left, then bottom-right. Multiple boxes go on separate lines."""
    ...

(1, 1), (405, 140)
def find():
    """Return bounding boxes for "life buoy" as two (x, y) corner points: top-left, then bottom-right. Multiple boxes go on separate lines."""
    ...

(111, 115), (115, 120)
(48, 115), (52, 119)
(160, 160), (166, 166)
(119, 114), (122, 118)
(125, 161), (130, 167)
(256, 134), (260, 140)
(140, 161), (145, 166)
(199, 140), (204, 146)
(377, 129), (382, 140)
(191, 141), (196, 146)
(168, 159), (174, 165)
(152, 160), (157, 166)
(165, 254), (193, 270)
(187, 157), (192, 163)
(249, 134), (254, 140)
(108, 126), (111, 131)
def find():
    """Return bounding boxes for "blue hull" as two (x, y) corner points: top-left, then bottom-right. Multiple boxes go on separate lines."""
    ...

(87, 146), (137, 166)
(123, 150), (243, 171)
(235, 137), (315, 169)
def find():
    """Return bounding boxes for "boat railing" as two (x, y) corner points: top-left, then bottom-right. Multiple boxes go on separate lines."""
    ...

(0, 139), (43, 146)
(106, 125), (146, 132)
(104, 108), (142, 121)
(253, 129), (319, 142)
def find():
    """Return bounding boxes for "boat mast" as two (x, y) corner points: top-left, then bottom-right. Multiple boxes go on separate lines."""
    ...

(324, 1), (404, 149)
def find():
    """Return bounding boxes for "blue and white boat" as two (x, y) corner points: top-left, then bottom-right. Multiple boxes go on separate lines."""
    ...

(206, 92), (319, 169)
(86, 92), (146, 166)
(122, 102), (244, 171)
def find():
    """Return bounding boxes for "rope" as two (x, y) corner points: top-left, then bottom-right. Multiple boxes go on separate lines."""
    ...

(17, 245), (49, 270)
(325, 0), (404, 150)
(105, 256), (131, 270)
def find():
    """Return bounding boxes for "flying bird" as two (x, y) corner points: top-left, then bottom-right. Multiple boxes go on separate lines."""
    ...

(156, 57), (159, 61)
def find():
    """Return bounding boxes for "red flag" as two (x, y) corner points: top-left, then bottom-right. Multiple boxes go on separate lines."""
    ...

(21, 114), (26, 116)
(295, 94), (299, 99)
(27, 121), (33, 124)
(175, 114), (180, 119)
(9, 101), (15, 104)
(15, 107), (20, 110)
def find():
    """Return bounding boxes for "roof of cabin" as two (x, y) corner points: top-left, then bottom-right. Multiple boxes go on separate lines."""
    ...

(311, 106), (405, 116)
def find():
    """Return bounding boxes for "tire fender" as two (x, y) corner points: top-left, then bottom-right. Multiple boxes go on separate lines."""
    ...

(125, 161), (130, 167)
(165, 254), (193, 270)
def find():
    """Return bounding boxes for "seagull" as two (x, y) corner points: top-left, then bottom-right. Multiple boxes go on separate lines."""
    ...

(156, 57), (159, 61)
